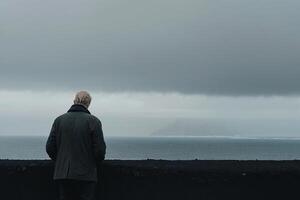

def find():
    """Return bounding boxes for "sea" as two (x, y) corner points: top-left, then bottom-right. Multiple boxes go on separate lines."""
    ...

(1, 136), (300, 160)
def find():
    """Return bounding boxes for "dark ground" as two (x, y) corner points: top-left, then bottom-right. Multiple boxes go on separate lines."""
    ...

(1, 160), (300, 200)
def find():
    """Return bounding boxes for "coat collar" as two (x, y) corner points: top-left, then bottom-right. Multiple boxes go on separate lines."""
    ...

(67, 104), (91, 114)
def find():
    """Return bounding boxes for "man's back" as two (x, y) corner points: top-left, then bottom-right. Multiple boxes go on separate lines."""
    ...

(46, 91), (106, 200)
(46, 104), (106, 182)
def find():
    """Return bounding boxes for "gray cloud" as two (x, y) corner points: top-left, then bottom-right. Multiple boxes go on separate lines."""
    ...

(1, 0), (300, 95)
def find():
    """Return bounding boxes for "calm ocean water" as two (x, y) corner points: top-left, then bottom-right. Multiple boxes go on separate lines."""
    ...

(1, 136), (300, 160)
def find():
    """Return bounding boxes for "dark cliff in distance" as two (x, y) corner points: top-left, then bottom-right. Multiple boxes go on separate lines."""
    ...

(1, 160), (300, 200)
(152, 119), (238, 136)
(151, 118), (300, 137)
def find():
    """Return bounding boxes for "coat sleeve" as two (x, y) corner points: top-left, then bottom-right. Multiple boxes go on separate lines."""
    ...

(91, 118), (106, 165)
(46, 119), (58, 161)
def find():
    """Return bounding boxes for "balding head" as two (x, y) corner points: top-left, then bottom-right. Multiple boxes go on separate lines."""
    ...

(73, 91), (92, 108)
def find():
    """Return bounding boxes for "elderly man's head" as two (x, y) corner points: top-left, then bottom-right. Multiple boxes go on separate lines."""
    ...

(74, 91), (92, 108)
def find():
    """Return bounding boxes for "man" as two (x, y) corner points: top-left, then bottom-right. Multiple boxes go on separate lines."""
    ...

(46, 91), (106, 200)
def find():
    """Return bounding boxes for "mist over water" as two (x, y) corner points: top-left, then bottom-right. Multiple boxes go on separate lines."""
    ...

(1, 136), (300, 160)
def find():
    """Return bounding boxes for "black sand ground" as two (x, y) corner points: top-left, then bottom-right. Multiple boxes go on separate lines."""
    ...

(1, 160), (300, 200)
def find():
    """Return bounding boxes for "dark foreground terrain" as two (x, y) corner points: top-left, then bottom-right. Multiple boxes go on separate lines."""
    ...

(1, 160), (300, 200)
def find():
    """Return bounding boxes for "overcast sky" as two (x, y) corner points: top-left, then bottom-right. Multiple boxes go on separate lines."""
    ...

(1, 0), (300, 136)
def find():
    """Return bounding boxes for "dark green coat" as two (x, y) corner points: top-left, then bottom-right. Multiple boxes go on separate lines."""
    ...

(46, 104), (106, 182)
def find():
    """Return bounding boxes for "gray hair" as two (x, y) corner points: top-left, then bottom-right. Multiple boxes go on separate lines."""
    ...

(74, 91), (92, 108)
